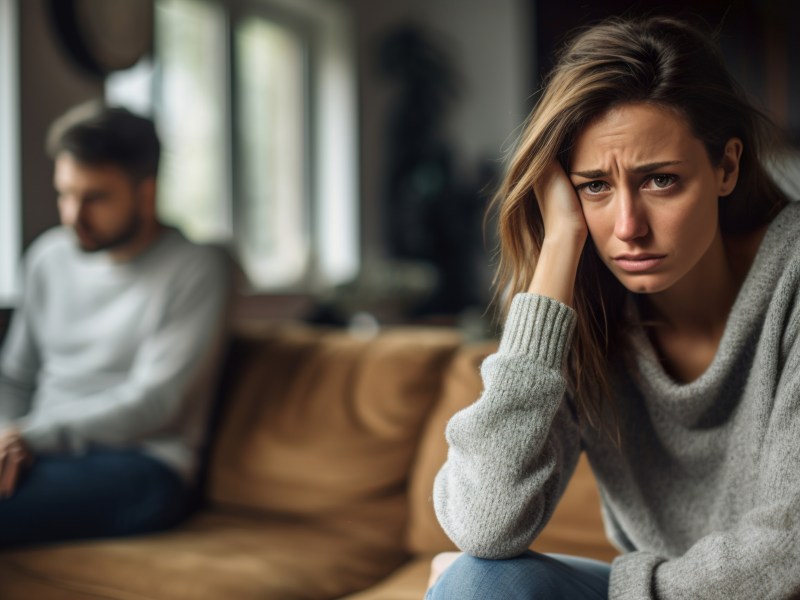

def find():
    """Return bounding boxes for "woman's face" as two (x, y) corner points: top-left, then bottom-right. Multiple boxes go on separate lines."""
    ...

(569, 102), (740, 294)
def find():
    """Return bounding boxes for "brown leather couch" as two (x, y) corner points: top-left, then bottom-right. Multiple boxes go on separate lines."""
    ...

(0, 323), (617, 599)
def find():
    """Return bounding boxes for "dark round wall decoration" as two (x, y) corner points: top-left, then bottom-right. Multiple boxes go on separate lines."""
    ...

(47, 0), (153, 78)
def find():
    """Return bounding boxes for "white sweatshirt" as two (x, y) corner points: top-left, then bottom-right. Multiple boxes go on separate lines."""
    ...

(0, 227), (230, 482)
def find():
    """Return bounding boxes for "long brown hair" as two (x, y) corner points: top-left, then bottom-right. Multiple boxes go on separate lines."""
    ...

(492, 16), (788, 427)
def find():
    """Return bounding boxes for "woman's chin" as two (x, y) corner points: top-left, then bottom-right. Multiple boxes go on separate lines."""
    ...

(614, 274), (674, 295)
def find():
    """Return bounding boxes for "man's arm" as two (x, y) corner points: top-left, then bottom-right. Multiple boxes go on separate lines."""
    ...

(18, 247), (230, 454)
(0, 271), (41, 428)
(0, 263), (41, 496)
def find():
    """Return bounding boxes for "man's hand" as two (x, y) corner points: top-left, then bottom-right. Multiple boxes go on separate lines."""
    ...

(0, 428), (34, 499)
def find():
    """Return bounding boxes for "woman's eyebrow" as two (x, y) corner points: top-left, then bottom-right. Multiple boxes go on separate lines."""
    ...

(570, 160), (686, 178)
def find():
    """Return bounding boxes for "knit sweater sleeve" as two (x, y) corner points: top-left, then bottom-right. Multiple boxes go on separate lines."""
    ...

(433, 293), (582, 558)
(0, 245), (45, 427)
(0, 301), (39, 428)
(610, 321), (800, 600)
(18, 247), (230, 454)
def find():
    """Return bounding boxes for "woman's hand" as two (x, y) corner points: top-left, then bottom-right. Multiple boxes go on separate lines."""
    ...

(527, 161), (588, 306)
(534, 160), (588, 245)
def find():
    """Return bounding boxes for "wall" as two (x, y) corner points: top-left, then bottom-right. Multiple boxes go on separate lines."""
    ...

(19, 0), (103, 248)
(349, 0), (534, 263)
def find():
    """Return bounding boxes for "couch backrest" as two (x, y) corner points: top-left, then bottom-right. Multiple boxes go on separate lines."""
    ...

(206, 323), (616, 563)
(206, 324), (461, 547)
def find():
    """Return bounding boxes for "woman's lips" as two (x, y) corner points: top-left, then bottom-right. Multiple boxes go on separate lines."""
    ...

(612, 254), (666, 273)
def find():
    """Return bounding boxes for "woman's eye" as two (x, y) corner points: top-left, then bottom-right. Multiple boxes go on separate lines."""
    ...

(648, 174), (677, 189)
(579, 181), (608, 195)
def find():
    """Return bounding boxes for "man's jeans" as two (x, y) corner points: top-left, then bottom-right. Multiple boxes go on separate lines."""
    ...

(0, 448), (188, 548)
(426, 551), (611, 600)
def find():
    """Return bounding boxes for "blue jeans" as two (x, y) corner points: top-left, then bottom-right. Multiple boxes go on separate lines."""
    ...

(426, 551), (611, 600)
(0, 448), (189, 548)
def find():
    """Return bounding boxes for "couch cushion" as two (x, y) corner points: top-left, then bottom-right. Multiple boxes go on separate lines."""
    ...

(406, 342), (618, 562)
(0, 509), (410, 600)
(204, 324), (460, 594)
(208, 325), (460, 517)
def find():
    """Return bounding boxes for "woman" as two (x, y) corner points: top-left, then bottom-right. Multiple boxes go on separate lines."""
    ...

(428, 15), (799, 600)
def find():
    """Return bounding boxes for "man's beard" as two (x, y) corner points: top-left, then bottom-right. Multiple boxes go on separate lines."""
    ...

(73, 212), (143, 253)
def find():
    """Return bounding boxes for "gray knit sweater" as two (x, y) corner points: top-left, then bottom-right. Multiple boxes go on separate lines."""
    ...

(433, 202), (800, 599)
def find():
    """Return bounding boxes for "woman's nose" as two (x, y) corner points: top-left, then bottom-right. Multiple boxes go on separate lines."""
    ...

(613, 191), (649, 241)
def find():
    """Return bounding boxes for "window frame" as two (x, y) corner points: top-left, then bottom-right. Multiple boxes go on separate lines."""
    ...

(0, 0), (21, 307)
(226, 0), (359, 291)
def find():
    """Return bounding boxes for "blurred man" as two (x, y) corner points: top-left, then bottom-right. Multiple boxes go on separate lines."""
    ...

(0, 104), (230, 547)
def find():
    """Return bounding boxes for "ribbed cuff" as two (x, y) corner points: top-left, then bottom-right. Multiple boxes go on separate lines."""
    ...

(19, 421), (68, 454)
(498, 293), (577, 370)
(610, 552), (666, 600)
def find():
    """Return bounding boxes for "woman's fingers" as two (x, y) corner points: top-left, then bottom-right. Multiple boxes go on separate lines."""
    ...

(527, 161), (587, 303)
(534, 161), (587, 242)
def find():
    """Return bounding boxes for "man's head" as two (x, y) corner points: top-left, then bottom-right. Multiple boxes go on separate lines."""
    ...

(47, 103), (162, 256)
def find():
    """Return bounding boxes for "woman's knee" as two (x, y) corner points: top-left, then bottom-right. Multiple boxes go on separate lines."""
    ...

(427, 551), (551, 600)
(427, 551), (608, 600)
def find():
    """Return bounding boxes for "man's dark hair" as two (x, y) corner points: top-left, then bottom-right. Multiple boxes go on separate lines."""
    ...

(46, 102), (161, 181)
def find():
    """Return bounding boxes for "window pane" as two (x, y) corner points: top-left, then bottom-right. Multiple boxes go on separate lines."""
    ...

(235, 17), (308, 287)
(312, 11), (358, 286)
(155, 0), (230, 242)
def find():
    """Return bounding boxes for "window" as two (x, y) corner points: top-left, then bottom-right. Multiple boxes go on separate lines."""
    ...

(153, 0), (231, 243)
(106, 0), (358, 290)
(0, 0), (21, 306)
(235, 15), (309, 285)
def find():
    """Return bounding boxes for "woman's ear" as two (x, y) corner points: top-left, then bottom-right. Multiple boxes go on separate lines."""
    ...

(717, 137), (743, 197)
